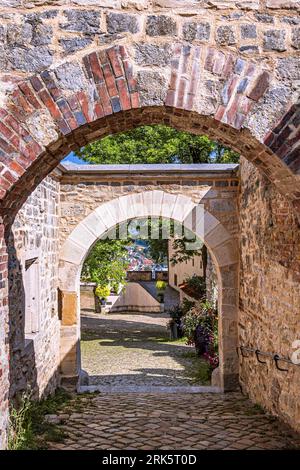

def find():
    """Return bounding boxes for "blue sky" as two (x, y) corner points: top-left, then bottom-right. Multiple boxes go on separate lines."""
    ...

(63, 151), (85, 164)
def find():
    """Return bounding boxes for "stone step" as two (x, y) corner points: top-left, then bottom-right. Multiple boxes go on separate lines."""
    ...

(78, 385), (222, 394)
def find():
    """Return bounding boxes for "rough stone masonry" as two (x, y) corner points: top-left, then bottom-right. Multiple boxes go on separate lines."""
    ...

(0, 0), (299, 449)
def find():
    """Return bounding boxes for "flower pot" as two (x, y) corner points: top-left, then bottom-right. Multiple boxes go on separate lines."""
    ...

(169, 322), (178, 340)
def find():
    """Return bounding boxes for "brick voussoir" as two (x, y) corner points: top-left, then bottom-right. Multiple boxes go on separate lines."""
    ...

(176, 76), (188, 108)
(2, 169), (18, 184)
(87, 52), (104, 84)
(0, 175), (11, 193)
(122, 59), (138, 94)
(102, 63), (119, 98)
(3, 115), (36, 156)
(0, 137), (15, 156)
(38, 89), (64, 121)
(11, 89), (33, 116)
(130, 91), (140, 109)
(8, 160), (26, 177)
(82, 55), (93, 80)
(247, 70), (270, 102)
(96, 83), (113, 116)
(116, 77), (131, 111)
(30, 76), (44, 93)
(272, 104), (299, 135)
(41, 71), (62, 102)
(107, 46), (124, 79)
(56, 98), (78, 131)
(18, 82), (41, 110)
(76, 91), (93, 123)
(57, 119), (72, 136)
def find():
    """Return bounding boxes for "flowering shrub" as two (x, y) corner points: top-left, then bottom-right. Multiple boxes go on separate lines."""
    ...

(168, 299), (196, 337)
(95, 285), (110, 301)
(182, 300), (219, 369)
(156, 280), (167, 291)
(185, 275), (206, 299)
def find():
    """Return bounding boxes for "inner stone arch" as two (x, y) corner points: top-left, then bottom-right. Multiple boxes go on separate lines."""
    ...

(58, 190), (239, 392)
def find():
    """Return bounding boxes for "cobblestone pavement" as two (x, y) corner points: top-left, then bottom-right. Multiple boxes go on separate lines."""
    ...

(49, 392), (300, 450)
(81, 312), (211, 387)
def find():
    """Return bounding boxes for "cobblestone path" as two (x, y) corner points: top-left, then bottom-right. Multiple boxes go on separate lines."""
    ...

(80, 312), (211, 387)
(49, 392), (300, 450)
(47, 312), (300, 450)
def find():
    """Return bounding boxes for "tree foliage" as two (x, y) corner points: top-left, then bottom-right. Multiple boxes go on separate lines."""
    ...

(76, 125), (239, 165)
(81, 238), (129, 290)
(79, 126), (238, 284)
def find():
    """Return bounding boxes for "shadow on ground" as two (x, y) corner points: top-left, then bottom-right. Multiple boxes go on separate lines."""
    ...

(80, 311), (212, 387)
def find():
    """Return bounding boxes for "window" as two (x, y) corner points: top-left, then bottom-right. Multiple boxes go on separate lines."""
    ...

(24, 256), (40, 336)
(192, 258), (194, 267)
(174, 274), (178, 286)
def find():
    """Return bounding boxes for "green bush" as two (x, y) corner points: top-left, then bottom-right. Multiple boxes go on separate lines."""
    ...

(95, 284), (110, 300)
(156, 280), (167, 292)
(8, 392), (32, 450)
(181, 298), (195, 315)
(185, 275), (206, 298)
(8, 389), (71, 450)
(182, 300), (219, 368)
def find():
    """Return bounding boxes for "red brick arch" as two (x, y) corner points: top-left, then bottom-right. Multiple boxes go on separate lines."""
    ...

(0, 38), (299, 448)
(0, 44), (299, 220)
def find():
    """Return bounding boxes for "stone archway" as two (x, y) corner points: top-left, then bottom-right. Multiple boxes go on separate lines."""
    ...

(0, 43), (299, 218)
(58, 190), (239, 392)
(0, 1), (299, 447)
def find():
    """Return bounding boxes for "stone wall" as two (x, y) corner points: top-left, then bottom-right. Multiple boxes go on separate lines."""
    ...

(239, 157), (300, 432)
(8, 176), (61, 400)
(3, 156), (300, 443)
(80, 282), (96, 311)
(0, 1), (299, 78)
(58, 171), (240, 248)
(168, 238), (204, 302)
(0, 0), (299, 449)
(0, 0), (299, 217)
(110, 282), (161, 313)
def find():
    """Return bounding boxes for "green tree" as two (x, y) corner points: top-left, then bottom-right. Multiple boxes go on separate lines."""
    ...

(78, 127), (239, 283)
(81, 238), (129, 291)
(76, 125), (239, 164)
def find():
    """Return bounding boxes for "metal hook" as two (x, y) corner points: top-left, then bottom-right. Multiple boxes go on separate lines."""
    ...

(239, 346), (249, 358)
(255, 349), (267, 364)
(273, 354), (288, 372)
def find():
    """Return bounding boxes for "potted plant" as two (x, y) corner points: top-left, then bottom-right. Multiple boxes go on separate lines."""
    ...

(156, 280), (167, 304)
(168, 305), (183, 339)
(182, 274), (206, 300)
(94, 284), (110, 313)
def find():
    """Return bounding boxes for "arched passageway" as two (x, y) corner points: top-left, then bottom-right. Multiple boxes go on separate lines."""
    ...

(0, 1), (300, 447)
(58, 190), (239, 392)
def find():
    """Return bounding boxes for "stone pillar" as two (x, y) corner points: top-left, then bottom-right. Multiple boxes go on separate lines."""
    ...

(0, 219), (9, 449)
(218, 264), (239, 392)
(59, 290), (80, 384)
(206, 253), (218, 307)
